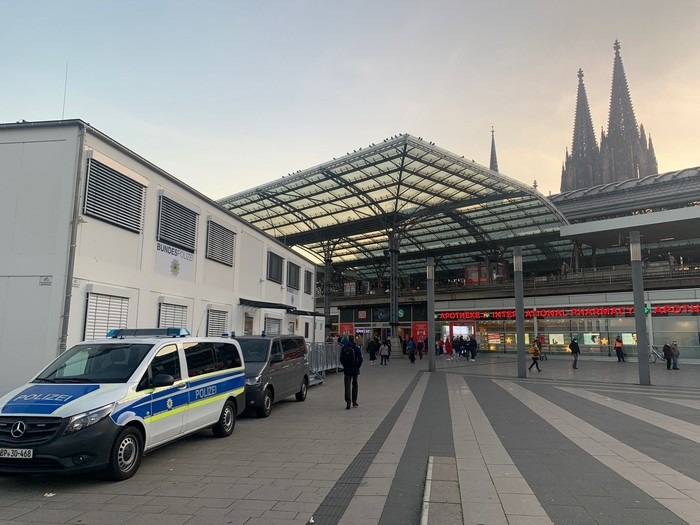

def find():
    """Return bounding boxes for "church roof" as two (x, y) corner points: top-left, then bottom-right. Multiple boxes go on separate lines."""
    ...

(218, 134), (569, 281)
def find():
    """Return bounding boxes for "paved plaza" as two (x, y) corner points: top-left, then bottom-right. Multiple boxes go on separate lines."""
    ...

(1, 352), (699, 524)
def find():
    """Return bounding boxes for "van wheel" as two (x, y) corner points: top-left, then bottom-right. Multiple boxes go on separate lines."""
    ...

(295, 378), (308, 402)
(106, 427), (143, 481)
(213, 400), (236, 437)
(257, 389), (273, 418)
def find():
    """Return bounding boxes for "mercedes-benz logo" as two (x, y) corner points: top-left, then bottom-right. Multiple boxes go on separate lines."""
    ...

(11, 421), (26, 439)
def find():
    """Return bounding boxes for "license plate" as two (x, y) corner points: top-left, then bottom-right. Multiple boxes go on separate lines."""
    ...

(0, 448), (33, 459)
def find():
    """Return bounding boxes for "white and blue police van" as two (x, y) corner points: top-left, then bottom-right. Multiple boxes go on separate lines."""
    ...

(0, 328), (245, 480)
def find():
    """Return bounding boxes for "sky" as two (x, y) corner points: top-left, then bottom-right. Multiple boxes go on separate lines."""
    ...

(3, 0), (699, 198)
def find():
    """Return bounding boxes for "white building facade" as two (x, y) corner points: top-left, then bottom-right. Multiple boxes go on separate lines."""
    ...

(0, 120), (323, 394)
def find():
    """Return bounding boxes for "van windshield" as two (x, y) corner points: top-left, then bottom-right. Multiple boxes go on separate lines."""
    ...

(33, 343), (154, 384)
(236, 339), (269, 362)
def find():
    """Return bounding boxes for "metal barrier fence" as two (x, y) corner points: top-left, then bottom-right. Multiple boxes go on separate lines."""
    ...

(307, 342), (342, 384)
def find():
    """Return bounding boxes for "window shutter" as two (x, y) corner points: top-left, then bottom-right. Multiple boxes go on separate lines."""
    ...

(84, 293), (129, 340)
(159, 303), (188, 329)
(207, 309), (228, 337)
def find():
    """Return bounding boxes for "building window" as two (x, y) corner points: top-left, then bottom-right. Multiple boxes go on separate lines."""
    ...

(159, 303), (188, 329)
(84, 293), (129, 340)
(304, 270), (313, 295)
(265, 317), (282, 336)
(206, 309), (228, 337)
(83, 158), (145, 233)
(158, 196), (198, 252)
(267, 252), (283, 284)
(206, 220), (235, 267)
(287, 262), (301, 290)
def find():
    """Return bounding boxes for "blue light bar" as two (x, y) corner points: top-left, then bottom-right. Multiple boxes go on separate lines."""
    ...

(107, 328), (191, 338)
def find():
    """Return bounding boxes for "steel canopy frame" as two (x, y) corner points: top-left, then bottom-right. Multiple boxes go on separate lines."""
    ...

(218, 134), (570, 282)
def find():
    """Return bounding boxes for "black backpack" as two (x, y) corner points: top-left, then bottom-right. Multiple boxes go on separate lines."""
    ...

(340, 344), (356, 368)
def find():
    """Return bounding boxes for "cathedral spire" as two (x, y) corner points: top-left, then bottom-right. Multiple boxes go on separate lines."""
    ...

(489, 126), (499, 172)
(602, 39), (642, 183)
(560, 69), (600, 191)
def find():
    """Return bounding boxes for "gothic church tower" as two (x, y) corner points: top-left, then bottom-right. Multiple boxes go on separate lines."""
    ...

(560, 40), (658, 191)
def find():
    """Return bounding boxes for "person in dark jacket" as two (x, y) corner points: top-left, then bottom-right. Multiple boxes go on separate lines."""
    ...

(467, 335), (478, 361)
(343, 335), (364, 409)
(368, 336), (379, 365)
(569, 337), (581, 369)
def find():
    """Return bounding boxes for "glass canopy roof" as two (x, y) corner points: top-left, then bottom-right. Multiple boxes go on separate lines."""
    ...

(218, 134), (570, 281)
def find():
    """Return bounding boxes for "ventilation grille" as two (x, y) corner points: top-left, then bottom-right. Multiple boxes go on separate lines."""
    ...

(84, 158), (145, 233)
(158, 196), (198, 252)
(206, 221), (235, 267)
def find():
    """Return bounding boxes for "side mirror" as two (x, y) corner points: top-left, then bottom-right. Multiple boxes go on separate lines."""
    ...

(271, 354), (284, 363)
(152, 373), (175, 388)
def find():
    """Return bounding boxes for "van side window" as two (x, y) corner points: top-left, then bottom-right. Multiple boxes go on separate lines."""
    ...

(213, 343), (242, 370)
(150, 344), (181, 381)
(281, 338), (300, 359)
(184, 342), (216, 376)
(271, 340), (283, 358)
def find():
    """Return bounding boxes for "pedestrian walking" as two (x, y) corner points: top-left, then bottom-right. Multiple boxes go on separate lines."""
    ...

(368, 336), (378, 365)
(614, 335), (625, 362)
(528, 341), (541, 372)
(663, 342), (673, 370)
(339, 335), (363, 409)
(444, 338), (453, 360)
(670, 340), (680, 370)
(467, 334), (478, 361)
(407, 337), (416, 364)
(417, 338), (424, 360)
(569, 337), (581, 369)
(379, 340), (389, 365)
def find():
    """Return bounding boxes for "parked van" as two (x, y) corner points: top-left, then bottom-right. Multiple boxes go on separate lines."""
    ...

(0, 328), (245, 480)
(236, 335), (309, 417)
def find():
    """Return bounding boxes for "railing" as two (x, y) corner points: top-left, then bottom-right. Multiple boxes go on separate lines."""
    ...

(320, 263), (700, 299)
(307, 342), (342, 383)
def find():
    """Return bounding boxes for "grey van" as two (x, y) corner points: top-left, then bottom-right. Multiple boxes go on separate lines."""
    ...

(235, 336), (309, 418)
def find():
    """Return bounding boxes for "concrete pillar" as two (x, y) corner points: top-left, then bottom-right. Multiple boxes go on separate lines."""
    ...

(630, 231), (651, 385)
(514, 247), (526, 378)
(427, 257), (435, 372)
(324, 257), (332, 341)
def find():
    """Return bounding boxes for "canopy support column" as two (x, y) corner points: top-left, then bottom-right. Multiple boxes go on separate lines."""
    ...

(514, 247), (526, 378)
(630, 231), (651, 385)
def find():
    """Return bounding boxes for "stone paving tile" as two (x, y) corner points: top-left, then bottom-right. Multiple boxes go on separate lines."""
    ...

(426, 502), (462, 525)
(8, 507), (84, 523)
(68, 510), (136, 524)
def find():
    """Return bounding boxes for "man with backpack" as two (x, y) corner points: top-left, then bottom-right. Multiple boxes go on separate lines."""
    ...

(340, 335), (363, 409)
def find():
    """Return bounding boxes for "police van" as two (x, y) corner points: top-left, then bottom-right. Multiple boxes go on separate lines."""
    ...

(0, 328), (245, 480)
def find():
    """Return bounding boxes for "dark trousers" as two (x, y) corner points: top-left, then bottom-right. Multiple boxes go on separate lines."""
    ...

(615, 348), (625, 362)
(380, 355), (388, 365)
(528, 357), (540, 371)
(573, 353), (579, 368)
(344, 374), (358, 404)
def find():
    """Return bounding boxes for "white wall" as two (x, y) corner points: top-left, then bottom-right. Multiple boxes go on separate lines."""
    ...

(0, 125), (81, 387)
(0, 122), (323, 395)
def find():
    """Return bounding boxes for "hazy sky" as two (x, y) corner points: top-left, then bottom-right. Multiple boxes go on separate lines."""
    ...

(3, 0), (699, 198)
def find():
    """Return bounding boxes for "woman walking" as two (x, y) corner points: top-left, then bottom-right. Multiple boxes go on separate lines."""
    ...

(528, 341), (541, 372)
(379, 340), (389, 366)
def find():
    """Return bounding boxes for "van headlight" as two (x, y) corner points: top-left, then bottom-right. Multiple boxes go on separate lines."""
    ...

(64, 404), (114, 435)
(245, 376), (262, 386)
